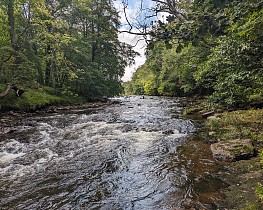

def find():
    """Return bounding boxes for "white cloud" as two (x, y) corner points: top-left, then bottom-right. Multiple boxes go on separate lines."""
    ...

(114, 0), (149, 82)
(114, 0), (166, 82)
(118, 32), (147, 82)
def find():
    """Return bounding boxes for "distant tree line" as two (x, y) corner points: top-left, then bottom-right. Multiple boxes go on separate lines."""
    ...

(125, 0), (263, 108)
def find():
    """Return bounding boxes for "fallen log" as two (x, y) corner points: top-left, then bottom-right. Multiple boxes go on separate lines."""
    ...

(0, 84), (12, 99)
(0, 83), (24, 99)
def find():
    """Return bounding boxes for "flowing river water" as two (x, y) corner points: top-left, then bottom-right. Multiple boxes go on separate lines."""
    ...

(0, 96), (228, 209)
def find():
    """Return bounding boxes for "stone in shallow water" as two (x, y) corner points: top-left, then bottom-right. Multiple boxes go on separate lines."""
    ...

(210, 139), (255, 162)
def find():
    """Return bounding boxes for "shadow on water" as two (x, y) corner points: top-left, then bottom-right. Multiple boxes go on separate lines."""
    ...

(173, 134), (230, 209)
(0, 96), (229, 210)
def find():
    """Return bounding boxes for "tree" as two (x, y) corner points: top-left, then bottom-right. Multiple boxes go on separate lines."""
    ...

(0, 0), (137, 100)
(126, 0), (263, 108)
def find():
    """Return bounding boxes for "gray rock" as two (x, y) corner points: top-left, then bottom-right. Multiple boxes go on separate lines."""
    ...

(210, 139), (255, 162)
(207, 115), (220, 120)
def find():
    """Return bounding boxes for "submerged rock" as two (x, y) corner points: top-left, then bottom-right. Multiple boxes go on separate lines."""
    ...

(210, 139), (255, 162)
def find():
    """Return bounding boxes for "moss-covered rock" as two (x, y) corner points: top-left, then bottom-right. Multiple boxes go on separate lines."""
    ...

(210, 139), (255, 161)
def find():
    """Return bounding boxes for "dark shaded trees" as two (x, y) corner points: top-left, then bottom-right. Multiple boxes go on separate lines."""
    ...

(0, 0), (137, 100)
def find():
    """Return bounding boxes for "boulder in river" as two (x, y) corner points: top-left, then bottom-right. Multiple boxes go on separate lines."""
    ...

(210, 139), (255, 162)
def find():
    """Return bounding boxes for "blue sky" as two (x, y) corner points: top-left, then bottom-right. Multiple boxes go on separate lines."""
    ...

(116, 0), (157, 30)
(114, 0), (159, 81)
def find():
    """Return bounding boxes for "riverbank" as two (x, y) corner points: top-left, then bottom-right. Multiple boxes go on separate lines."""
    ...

(1, 91), (262, 209)
(181, 97), (263, 209)
(0, 85), (115, 136)
(0, 85), (83, 112)
(0, 85), (112, 114)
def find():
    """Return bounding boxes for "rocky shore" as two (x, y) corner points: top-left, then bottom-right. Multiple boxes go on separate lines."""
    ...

(1, 96), (262, 209)
(180, 97), (263, 209)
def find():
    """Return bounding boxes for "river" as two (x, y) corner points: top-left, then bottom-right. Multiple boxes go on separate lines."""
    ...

(0, 96), (228, 209)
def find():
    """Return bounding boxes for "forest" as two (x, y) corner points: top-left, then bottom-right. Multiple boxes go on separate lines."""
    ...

(0, 0), (263, 208)
(0, 0), (137, 110)
(125, 0), (263, 109)
(1, 0), (262, 110)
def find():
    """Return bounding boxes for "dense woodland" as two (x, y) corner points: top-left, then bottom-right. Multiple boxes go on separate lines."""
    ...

(0, 0), (263, 207)
(125, 0), (263, 109)
(0, 0), (137, 101)
(1, 0), (262, 108)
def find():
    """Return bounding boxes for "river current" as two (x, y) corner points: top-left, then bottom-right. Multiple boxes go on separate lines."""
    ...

(0, 96), (227, 209)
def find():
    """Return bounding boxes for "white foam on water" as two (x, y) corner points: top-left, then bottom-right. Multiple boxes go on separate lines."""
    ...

(0, 96), (198, 209)
(0, 152), (25, 164)
(1, 139), (25, 153)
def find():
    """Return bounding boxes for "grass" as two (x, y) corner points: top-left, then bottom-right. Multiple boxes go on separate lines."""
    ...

(182, 99), (263, 209)
(0, 84), (87, 112)
(207, 109), (263, 145)
(206, 109), (263, 209)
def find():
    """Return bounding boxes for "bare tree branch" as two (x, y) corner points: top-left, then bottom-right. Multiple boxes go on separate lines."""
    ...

(119, 30), (150, 35)
(118, 0), (189, 38)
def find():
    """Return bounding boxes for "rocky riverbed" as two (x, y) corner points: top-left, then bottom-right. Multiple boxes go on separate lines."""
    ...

(1, 96), (262, 209)
(180, 97), (263, 209)
(0, 96), (232, 210)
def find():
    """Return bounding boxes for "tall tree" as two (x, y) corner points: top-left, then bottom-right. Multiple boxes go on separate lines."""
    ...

(0, 0), (137, 100)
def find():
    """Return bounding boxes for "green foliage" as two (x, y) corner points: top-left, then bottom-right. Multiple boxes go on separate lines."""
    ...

(0, 0), (136, 103)
(126, 0), (263, 109)
(125, 65), (158, 96)
(256, 182), (263, 203)
(128, 43), (211, 97)
(158, 80), (180, 97)
(144, 80), (158, 96)
(259, 151), (263, 169)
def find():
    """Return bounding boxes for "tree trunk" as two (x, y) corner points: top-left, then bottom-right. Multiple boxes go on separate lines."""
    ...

(7, 0), (18, 51)
(0, 84), (13, 99)
(0, 84), (24, 99)
(32, 43), (44, 85)
(45, 21), (53, 86)
(91, 20), (96, 62)
(45, 45), (52, 86)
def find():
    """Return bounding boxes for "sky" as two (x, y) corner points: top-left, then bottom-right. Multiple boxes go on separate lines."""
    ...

(114, 0), (155, 82)
(118, 32), (147, 82)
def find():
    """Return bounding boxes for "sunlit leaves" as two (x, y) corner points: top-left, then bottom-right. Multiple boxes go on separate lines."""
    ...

(127, 0), (263, 109)
(0, 0), (135, 99)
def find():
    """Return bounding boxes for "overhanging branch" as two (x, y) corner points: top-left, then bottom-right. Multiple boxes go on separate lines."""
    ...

(119, 30), (150, 36)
